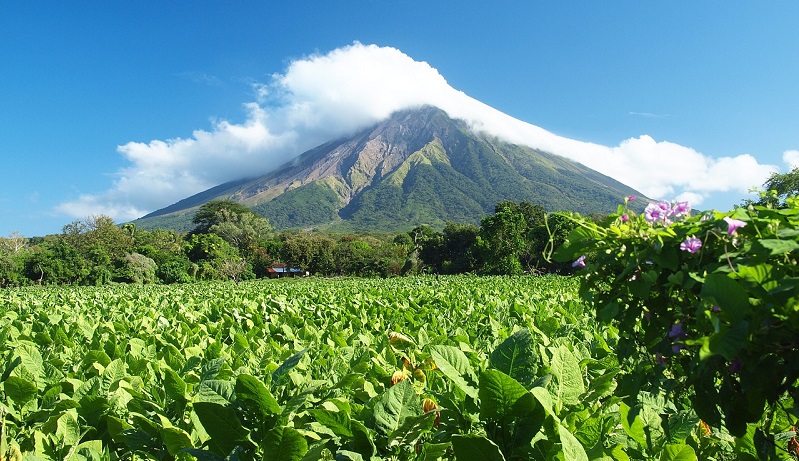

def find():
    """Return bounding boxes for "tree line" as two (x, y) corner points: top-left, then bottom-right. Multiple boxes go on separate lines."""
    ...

(0, 200), (579, 287)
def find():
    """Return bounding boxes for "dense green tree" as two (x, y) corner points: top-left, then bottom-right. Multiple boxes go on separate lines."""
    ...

(133, 228), (194, 283)
(479, 204), (527, 275)
(191, 200), (254, 234)
(280, 233), (336, 275)
(25, 238), (88, 284)
(0, 232), (29, 287)
(186, 233), (250, 280)
(208, 208), (273, 252)
(441, 222), (480, 274)
(409, 225), (444, 274)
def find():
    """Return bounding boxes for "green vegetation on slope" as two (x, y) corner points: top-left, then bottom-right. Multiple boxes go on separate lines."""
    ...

(253, 181), (342, 229)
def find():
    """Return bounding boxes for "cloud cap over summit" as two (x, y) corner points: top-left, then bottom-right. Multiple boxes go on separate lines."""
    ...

(56, 43), (778, 221)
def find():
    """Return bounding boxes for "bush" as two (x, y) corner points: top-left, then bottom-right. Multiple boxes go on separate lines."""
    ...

(556, 196), (799, 447)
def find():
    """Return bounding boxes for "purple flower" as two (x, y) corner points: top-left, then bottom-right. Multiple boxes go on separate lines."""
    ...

(723, 216), (747, 236)
(627, 195), (637, 202)
(644, 203), (665, 223)
(712, 305), (721, 313)
(728, 358), (743, 374)
(680, 236), (702, 254)
(621, 214), (629, 223)
(672, 343), (685, 354)
(572, 255), (586, 268)
(669, 322), (687, 338)
(671, 201), (691, 217)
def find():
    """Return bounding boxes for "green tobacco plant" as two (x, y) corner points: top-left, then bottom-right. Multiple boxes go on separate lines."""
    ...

(556, 196), (799, 458)
(0, 275), (680, 459)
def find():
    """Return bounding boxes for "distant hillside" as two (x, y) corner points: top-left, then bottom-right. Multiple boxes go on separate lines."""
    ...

(134, 106), (644, 232)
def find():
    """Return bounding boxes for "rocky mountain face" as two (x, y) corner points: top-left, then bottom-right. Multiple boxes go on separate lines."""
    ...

(135, 106), (643, 232)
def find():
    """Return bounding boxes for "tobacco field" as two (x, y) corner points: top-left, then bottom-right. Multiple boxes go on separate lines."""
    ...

(0, 275), (774, 460)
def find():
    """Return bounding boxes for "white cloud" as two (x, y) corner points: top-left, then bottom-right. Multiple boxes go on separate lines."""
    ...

(55, 42), (780, 221)
(783, 150), (799, 170)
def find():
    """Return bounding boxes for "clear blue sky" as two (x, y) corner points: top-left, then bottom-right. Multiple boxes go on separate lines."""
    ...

(2, 2), (798, 237)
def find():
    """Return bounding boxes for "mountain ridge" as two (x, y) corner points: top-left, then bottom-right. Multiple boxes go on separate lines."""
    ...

(134, 106), (643, 232)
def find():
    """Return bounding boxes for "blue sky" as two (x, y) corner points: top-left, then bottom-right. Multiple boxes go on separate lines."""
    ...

(2, 2), (798, 237)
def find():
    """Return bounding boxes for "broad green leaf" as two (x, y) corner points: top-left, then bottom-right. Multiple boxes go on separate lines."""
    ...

(350, 419), (376, 459)
(272, 349), (307, 384)
(309, 409), (353, 438)
(78, 394), (110, 427)
(700, 274), (750, 324)
(68, 440), (104, 461)
(82, 349), (112, 370)
(429, 345), (478, 399)
(164, 367), (187, 401)
(263, 426), (308, 461)
(659, 443), (697, 461)
(451, 434), (505, 461)
(420, 442), (451, 461)
(14, 343), (44, 380)
(388, 411), (436, 447)
(200, 358), (226, 381)
(666, 412), (700, 444)
(128, 338), (147, 358)
(56, 409), (81, 446)
(531, 386), (556, 420)
(192, 401), (249, 456)
(489, 329), (539, 388)
(550, 346), (584, 411)
(619, 402), (647, 449)
(235, 374), (281, 421)
(101, 359), (127, 391)
(583, 370), (617, 401)
(106, 415), (133, 443)
(3, 376), (38, 406)
(373, 379), (422, 436)
(558, 423), (589, 461)
(702, 321), (749, 361)
(479, 369), (538, 421)
(756, 238), (799, 255)
(161, 426), (193, 456)
(301, 441), (331, 461)
(195, 379), (235, 404)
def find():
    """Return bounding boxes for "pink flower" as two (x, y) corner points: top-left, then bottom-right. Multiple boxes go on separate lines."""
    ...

(644, 203), (667, 223)
(680, 236), (702, 253)
(572, 255), (586, 268)
(723, 216), (747, 236)
(621, 214), (629, 223)
(671, 201), (691, 217)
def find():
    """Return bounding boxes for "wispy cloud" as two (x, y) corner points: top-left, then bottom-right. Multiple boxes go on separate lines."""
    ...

(178, 71), (222, 87)
(629, 111), (671, 118)
(55, 42), (779, 221)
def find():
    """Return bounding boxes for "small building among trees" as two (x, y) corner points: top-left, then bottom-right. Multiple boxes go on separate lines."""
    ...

(266, 263), (307, 278)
